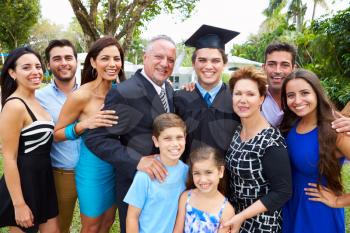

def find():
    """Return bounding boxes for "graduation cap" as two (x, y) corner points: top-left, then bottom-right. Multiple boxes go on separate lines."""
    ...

(185, 24), (239, 50)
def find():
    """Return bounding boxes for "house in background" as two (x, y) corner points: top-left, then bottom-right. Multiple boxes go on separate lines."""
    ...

(226, 54), (262, 70)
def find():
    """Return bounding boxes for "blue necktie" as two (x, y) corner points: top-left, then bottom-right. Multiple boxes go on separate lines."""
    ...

(204, 92), (211, 107)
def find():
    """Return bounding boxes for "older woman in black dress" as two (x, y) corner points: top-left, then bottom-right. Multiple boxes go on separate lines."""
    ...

(222, 67), (292, 233)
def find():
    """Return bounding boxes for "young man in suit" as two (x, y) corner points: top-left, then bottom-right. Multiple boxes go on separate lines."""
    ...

(174, 25), (241, 161)
(84, 35), (176, 233)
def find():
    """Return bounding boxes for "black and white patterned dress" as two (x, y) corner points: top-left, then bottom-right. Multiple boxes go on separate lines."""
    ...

(0, 97), (58, 229)
(225, 126), (291, 233)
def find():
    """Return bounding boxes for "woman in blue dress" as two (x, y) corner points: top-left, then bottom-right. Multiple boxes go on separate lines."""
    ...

(54, 37), (125, 233)
(280, 69), (350, 233)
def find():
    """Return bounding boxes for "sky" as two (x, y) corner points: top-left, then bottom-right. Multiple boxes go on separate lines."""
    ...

(40, 0), (349, 49)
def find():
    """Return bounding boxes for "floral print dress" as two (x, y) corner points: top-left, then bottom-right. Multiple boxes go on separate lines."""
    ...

(184, 190), (228, 233)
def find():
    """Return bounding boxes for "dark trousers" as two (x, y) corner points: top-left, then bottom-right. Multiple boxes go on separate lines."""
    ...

(116, 178), (132, 233)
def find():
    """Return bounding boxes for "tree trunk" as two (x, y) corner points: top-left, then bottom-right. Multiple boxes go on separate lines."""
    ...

(68, 0), (100, 47)
(312, 1), (317, 21)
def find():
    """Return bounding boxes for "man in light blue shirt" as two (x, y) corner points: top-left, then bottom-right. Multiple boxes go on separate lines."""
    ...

(261, 42), (297, 127)
(261, 42), (350, 131)
(36, 39), (80, 233)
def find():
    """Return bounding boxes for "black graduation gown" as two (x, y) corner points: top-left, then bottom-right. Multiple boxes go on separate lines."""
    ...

(174, 83), (240, 161)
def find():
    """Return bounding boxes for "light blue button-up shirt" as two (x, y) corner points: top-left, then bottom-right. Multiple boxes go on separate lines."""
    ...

(195, 81), (223, 104)
(36, 80), (81, 170)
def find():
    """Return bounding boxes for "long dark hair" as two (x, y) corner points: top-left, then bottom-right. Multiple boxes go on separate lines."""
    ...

(280, 69), (342, 193)
(186, 146), (228, 196)
(81, 36), (125, 85)
(0, 47), (44, 106)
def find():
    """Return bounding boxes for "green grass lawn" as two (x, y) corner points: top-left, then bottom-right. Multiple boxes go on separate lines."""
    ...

(0, 155), (350, 233)
(342, 163), (350, 233)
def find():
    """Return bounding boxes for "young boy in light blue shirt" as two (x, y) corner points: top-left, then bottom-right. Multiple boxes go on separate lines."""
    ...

(124, 113), (188, 233)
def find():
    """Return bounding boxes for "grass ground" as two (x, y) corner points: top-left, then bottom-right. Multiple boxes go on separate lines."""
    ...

(0, 156), (349, 232)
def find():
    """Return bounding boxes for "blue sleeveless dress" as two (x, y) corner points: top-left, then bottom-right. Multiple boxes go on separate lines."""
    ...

(282, 125), (344, 233)
(75, 138), (116, 217)
(184, 190), (228, 233)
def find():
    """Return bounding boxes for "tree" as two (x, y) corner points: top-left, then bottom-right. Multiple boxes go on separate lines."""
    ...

(29, 17), (88, 59)
(288, 0), (307, 32)
(233, 6), (350, 108)
(264, 0), (306, 32)
(232, 11), (295, 64)
(29, 19), (64, 58)
(0, 0), (40, 50)
(68, 0), (199, 53)
(63, 18), (88, 53)
(311, 0), (328, 21)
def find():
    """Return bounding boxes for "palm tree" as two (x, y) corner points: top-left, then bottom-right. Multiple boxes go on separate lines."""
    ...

(261, 2), (287, 33)
(263, 0), (306, 32)
(311, 0), (328, 21)
(263, 0), (285, 17)
(288, 0), (307, 32)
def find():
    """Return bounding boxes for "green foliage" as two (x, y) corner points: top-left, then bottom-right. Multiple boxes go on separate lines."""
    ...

(0, 0), (40, 50)
(232, 17), (295, 63)
(298, 7), (350, 107)
(64, 18), (88, 53)
(69, 0), (200, 54)
(29, 19), (64, 59)
(232, 5), (350, 108)
(342, 163), (350, 233)
(28, 18), (87, 61)
(126, 37), (147, 64)
(221, 73), (231, 84)
(179, 46), (195, 67)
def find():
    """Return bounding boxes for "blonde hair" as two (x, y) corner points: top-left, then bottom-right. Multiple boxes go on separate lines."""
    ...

(229, 66), (267, 96)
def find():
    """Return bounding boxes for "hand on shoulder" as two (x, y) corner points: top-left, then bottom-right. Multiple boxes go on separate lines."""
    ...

(137, 154), (168, 182)
(332, 111), (350, 135)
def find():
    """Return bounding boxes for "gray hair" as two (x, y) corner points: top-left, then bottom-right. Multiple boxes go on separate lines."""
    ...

(144, 35), (176, 53)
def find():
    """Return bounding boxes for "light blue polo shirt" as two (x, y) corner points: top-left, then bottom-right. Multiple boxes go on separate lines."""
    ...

(36, 80), (81, 170)
(124, 160), (188, 233)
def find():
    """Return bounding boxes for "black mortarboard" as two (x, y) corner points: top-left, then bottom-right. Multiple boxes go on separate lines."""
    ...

(185, 24), (239, 50)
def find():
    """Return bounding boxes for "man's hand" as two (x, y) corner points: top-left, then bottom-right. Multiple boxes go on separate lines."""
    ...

(81, 109), (118, 130)
(136, 155), (168, 182)
(332, 111), (350, 135)
(181, 82), (195, 92)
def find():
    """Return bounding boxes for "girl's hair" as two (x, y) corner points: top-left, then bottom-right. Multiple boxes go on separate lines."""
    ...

(229, 66), (267, 96)
(0, 47), (44, 106)
(81, 36), (126, 85)
(152, 113), (186, 138)
(280, 69), (342, 193)
(186, 146), (227, 195)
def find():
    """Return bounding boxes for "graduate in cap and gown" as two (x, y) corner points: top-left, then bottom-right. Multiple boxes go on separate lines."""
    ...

(174, 24), (240, 161)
